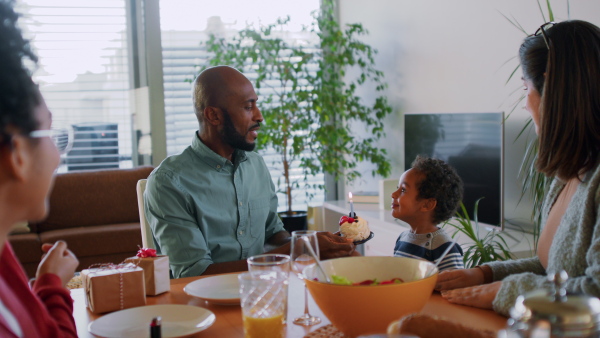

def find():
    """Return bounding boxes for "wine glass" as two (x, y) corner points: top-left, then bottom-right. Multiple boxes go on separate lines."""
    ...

(290, 230), (321, 326)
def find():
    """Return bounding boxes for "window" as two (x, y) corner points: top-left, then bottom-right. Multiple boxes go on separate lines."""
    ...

(15, 0), (325, 211)
(159, 0), (323, 211)
(16, 0), (133, 172)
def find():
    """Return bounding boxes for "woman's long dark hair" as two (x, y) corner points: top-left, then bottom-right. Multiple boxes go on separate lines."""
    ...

(0, 0), (39, 145)
(519, 20), (600, 179)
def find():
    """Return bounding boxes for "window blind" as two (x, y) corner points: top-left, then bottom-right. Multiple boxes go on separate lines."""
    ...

(16, 0), (133, 172)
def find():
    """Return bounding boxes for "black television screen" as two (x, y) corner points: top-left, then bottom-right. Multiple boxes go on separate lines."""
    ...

(404, 112), (504, 227)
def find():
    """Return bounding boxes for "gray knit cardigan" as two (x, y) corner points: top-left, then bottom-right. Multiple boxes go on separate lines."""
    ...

(485, 161), (600, 316)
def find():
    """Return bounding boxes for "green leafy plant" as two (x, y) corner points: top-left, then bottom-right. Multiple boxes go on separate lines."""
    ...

(515, 120), (550, 251)
(501, 0), (556, 250)
(200, 0), (392, 214)
(446, 199), (513, 268)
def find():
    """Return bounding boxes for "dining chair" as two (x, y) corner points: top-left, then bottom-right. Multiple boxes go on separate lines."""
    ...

(136, 179), (156, 249)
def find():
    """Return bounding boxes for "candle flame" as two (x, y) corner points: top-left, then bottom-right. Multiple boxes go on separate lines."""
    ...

(348, 192), (353, 200)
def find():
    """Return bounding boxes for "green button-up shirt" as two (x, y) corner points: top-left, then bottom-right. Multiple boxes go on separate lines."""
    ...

(144, 133), (284, 278)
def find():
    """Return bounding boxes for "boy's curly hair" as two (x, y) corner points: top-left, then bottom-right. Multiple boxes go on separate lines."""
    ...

(411, 155), (463, 224)
(0, 0), (40, 145)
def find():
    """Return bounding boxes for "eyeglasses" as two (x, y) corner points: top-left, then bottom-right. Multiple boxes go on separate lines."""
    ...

(28, 127), (74, 154)
(533, 22), (556, 50)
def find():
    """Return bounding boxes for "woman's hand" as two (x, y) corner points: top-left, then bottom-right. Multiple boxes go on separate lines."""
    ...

(317, 231), (356, 259)
(435, 267), (485, 291)
(440, 281), (502, 310)
(36, 241), (79, 287)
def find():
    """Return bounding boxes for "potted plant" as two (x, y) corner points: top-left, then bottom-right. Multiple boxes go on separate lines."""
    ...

(503, 0), (554, 250)
(445, 200), (513, 268)
(448, 0), (557, 261)
(200, 0), (392, 230)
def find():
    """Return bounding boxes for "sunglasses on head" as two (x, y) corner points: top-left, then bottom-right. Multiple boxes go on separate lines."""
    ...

(532, 22), (557, 50)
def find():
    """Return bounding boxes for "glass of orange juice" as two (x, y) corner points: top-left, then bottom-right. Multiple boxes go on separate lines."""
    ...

(247, 254), (291, 322)
(239, 271), (288, 338)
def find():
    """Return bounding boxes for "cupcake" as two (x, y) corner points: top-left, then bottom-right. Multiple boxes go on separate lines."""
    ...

(339, 215), (370, 242)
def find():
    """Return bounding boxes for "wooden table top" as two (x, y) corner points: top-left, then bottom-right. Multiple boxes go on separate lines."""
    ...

(73, 273), (508, 337)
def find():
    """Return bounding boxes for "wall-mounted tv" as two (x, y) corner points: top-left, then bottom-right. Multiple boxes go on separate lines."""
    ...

(404, 112), (504, 228)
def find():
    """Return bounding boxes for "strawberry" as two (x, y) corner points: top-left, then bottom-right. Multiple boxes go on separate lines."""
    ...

(339, 215), (356, 225)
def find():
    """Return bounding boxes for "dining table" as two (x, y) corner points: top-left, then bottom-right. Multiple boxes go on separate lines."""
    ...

(73, 272), (509, 337)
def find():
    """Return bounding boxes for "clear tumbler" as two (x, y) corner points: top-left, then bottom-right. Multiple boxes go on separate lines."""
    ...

(239, 271), (288, 338)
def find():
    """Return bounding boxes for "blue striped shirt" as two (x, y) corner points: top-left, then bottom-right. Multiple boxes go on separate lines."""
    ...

(393, 228), (464, 272)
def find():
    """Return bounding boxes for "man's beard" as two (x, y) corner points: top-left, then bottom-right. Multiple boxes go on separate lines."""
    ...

(221, 108), (257, 151)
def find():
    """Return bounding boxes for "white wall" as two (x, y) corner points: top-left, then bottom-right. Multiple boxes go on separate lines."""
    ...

(339, 0), (600, 228)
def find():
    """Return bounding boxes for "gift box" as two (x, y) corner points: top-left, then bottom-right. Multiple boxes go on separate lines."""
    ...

(81, 263), (146, 314)
(124, 254), (170, 296)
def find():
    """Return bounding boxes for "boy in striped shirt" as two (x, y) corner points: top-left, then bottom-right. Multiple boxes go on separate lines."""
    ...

(391, 156), (464, 271)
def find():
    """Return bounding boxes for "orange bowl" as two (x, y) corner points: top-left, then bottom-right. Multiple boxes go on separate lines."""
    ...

(303, 256), (438, 338)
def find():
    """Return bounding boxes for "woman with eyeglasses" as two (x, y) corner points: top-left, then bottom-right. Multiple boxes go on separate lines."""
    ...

(0, 0), (78, 337)
(436, 20), (600, 316)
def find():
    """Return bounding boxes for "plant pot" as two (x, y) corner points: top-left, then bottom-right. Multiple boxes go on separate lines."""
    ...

(278, 211), (308, 233)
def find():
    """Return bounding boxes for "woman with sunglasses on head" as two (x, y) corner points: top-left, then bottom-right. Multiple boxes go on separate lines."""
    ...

(435, 20), (600, 316)
(0, 0), (79, 337)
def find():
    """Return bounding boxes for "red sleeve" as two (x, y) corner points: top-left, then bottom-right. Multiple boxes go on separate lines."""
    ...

(0, 243), (77, 338)
(33, 273), (77, 338)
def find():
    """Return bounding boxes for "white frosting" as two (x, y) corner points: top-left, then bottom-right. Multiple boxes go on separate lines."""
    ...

(340, 216), (370, 241)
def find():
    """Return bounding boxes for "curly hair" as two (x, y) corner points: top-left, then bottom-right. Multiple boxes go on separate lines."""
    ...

(411, 156), (463, 224)
(0, 0), (39, 145)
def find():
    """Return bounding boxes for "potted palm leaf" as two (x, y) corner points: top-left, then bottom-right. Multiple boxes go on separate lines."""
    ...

(502, 0), (554, 250)
(445, 199), (513, 268)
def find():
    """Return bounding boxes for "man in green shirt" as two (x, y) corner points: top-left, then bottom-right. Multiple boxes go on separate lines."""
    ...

(145, 66), (356, 278)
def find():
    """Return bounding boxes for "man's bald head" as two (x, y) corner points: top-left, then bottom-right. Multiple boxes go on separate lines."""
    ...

(192, 66), (250, 124)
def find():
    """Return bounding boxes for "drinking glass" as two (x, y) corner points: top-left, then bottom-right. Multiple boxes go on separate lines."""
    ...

(247, 254), (291, 275)
(247, 254), (291, 321)
(290, 230), (321, 326)
(239, 271), (288, 338)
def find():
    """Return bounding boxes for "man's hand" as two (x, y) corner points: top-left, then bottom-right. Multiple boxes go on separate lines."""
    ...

(317, 231), (355, 259)
(435, 268), (485, 291)
(264, 230), (291, 252)
(440, 281), (501, 310)
(264, 230), (355, 259)
(36, 241), (79, 287)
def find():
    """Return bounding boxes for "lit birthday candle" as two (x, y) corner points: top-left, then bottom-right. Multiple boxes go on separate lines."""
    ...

(348, 192), (355, 217)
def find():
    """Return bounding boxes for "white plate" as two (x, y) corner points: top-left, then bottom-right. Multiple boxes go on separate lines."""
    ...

(88, 304), (215, 338)
(184, 273), (241, 305)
